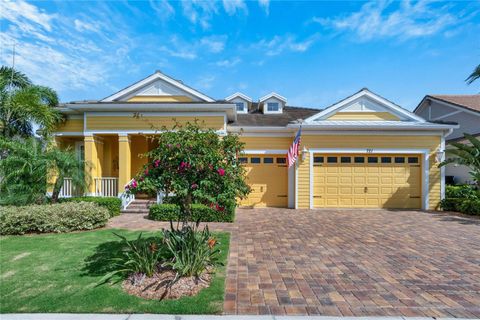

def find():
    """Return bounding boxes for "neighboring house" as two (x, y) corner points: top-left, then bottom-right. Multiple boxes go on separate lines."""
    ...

(414, 95), (480, 185)
(54, 71), (456, 210)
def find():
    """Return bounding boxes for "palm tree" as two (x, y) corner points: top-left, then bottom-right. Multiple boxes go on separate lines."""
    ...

(47, 145), (90, 203)
(466, 63), (480, 85)
(0, 137), (49, 205)
(0, 137), (91, 205)
(0, 66), (63, 138)
(439, 133), (480, 186)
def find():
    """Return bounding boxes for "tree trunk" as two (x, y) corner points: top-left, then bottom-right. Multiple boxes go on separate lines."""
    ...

(51, 175), (64, 203)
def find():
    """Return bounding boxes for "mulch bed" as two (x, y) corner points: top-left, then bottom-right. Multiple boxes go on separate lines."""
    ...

(123, 268), (213, 300)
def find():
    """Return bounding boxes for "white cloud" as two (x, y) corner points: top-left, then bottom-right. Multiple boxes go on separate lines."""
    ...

(314, 0), (459, 41)
(258, 0), (270, 15)
(0, 0), (135, 94)
(200, 35), (227, 53)
(255, 34), (318, 56)
(215, 57), (241, 67)
(222, 0), (247, 15)
(0, 0), (55, 32)
(195, 75), (215, 90)
(157, 35), (227, 60)
(149, 0), (175, 21)
(181, 1), (218, 29)
(73, 19), (98, 33)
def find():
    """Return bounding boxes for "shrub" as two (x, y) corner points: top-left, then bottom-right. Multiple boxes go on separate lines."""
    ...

(440, 185), (480, 215)
(60, 197), (121, 217)
(149, 203), (234, 222)
(163, 221), (221, 278)
(459, 199), (480, 215)
(100, 233), (170, 285)
(0, 202), (109, 235)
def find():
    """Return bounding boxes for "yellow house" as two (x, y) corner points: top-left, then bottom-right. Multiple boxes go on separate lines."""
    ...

(54, 71), (456, 210)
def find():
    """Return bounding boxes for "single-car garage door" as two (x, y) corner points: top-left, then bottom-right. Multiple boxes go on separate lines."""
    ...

(239, 155), (288, 207)
(313, 154), (421, 209)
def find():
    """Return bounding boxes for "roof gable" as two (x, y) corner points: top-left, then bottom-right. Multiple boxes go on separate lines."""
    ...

(259, 92), (287, 103)
(101, 71), (215, 102)
(304, 88), (425, 123)
(225, 92), (252, 103)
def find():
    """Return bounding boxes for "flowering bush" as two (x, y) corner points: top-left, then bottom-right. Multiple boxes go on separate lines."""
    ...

(128, 122), (250, 224)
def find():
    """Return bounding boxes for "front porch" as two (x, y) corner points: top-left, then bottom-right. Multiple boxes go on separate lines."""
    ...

(56, 133), (157, 198)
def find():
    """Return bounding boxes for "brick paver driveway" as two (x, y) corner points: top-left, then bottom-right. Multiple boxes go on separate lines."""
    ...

(108, 209), (480, 317)
(224, 209), (480, 317)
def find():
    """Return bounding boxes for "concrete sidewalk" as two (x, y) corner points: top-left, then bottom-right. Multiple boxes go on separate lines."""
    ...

(1, 314), (477, 320)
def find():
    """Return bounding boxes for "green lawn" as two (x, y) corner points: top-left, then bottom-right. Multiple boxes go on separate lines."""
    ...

(0, 229), (229, 314)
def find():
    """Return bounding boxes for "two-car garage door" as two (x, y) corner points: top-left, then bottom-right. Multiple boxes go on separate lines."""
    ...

(313, 154), (422, 209)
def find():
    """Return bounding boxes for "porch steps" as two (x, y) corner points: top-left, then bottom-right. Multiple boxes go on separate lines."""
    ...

(121, 199), (155, 214)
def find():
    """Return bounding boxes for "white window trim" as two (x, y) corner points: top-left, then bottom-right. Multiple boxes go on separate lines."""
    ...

(308, 148), (430, 210)
(235, 102), (247, 114)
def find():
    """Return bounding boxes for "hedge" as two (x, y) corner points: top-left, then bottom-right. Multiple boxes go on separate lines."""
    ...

(149, 203), (234, 222)
(59, 197), (121, 217)
(0, 202), (110, 235)
(440, 185), (480, 215)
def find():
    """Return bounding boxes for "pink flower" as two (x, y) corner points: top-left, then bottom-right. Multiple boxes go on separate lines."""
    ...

(191, 183), (198, 190)
(131, 179), (138, 188)
(154, 160), (160, 167)
(144, 168), (149, 175)
(217, 168), (225, 176)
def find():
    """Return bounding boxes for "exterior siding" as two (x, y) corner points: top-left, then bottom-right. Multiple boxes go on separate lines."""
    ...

(86, 115), (225, 131)
(327, 112), (400, 121)
(296, 135), (442, 210)
(127, 96), (193, 102)
(56, 118), (83, 132)
(416, 100), (480, 184)
(239, 136), (292, 150)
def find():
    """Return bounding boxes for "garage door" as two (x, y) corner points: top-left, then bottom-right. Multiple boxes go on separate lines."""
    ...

(313, 154), (421, 209)
(239, 155), (288, 207)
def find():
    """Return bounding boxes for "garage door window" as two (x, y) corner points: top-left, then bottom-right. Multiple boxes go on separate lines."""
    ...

(354, 156), (365, 163)
(394, 157), (405, 163)
(263, 157), (274, 164)
(313, 156), (324, 164)
(368, 157), (378, 163)
(239, 157), (248, 164)
(276, 157), (286, 164)
(408, 157), (419, 164)
(340, 156), (351, 163)
(250, 157), (261, 164)
(327, 156), (337, 163)
(381, 157), (392, 163)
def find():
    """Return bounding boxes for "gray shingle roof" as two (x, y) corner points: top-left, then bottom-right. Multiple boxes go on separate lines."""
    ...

(229, 104), (321, 127)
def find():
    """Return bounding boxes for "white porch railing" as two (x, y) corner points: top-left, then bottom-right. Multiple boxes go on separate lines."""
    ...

(94, 177), (118, 197)
(120, 178), (135, 210)
(59, 178), (73, 198)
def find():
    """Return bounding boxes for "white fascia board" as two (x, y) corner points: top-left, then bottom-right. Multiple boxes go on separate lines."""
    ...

(259, 92), (287, 103)
(101, 72), (215, 102)
(287, 122), (458, 131)
(227, 126), (294, 133)
(225, 92), (253, 102)
(304, 89), (426, 123)
(66, 103), (236, 121)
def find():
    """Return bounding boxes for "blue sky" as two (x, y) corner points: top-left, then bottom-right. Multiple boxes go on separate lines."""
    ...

(1, 0), (479, 110)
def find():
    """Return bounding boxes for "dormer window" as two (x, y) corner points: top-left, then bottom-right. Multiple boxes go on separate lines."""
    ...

(259, 92), (287, 114)
(267, 102), (279, 112)
(225, 92), (251, 114)
(235, 102), (246, 112)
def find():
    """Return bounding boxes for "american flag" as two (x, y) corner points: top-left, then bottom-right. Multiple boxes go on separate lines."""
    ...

(287, 127), (302, 168)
